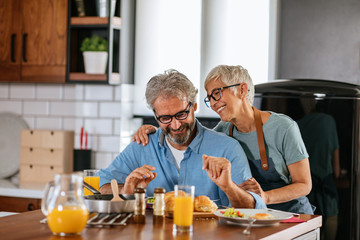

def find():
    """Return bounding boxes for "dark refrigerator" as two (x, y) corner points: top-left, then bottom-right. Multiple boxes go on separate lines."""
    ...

(254, 79), (360, 240)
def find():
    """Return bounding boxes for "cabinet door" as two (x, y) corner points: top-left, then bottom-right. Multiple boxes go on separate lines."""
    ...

(21, 0), (68, 83)
(0, 0), (22, 81)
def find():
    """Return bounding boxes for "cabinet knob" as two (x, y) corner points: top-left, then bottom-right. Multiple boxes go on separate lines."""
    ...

(27, 203), (35, 211)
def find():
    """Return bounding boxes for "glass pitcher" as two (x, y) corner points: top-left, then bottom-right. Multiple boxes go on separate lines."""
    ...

(41, 172), (89, 236)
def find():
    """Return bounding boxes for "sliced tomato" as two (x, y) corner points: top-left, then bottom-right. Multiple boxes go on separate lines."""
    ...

(236, 211), (244, 218)
(220, 211), (225, 214)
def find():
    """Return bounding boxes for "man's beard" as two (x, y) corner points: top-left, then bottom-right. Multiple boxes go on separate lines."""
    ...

(164, 122), (195, 145)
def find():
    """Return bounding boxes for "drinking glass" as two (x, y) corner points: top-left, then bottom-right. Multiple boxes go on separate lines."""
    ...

(83, 169), (100, 196)
(173, 185), (195, 233)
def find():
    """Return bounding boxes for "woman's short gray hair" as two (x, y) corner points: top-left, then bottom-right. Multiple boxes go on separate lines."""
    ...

(204, 65), (255, 105)
(145, 69), (198, 109)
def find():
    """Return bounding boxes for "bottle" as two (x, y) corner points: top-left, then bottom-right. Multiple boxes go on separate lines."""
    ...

(134, 187), (146, 224)
(153, 187), (165, 224)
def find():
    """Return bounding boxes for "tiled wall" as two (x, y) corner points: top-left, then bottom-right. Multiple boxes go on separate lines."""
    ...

(0, 83), (142, 170)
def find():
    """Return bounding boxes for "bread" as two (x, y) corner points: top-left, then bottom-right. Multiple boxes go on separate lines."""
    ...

(194, 196), (218, 213)
(164, 191), (217, 213)
(251, 213), (274, 220)
(164, 191), (186, 212)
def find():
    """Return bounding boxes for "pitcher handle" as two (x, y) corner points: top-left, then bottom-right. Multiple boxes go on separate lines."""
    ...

(41, 181), (54, 216)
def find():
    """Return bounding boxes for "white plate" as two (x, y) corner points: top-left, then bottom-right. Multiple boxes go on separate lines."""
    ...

(214, 208), (293, 226)
(0, 112), (29, 178)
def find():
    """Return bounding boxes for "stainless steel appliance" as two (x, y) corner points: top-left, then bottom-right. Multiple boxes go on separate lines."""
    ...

(254, 79), (360, 240)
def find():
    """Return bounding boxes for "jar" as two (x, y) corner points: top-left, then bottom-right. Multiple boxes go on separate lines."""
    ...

(134, 187), (146, 223)
(153, 187), (165, 224)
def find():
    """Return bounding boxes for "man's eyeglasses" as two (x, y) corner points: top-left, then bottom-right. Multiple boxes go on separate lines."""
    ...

(154, 102), (192, 124)
(204, 83), (241, 108)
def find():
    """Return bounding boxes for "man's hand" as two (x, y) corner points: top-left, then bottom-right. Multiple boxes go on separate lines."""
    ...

(132, 125), (157, 146)
(238, 177), (267, 203)
(202, 155), (232, 190)
(123, 165), (157, 194)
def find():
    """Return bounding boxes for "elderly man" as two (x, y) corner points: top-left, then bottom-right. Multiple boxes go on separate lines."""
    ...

(99, 69), (265, 208)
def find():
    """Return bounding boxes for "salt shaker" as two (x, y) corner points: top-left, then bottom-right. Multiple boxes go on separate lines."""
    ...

(134, 188), (146, 224)
(153, 187), (165, 224)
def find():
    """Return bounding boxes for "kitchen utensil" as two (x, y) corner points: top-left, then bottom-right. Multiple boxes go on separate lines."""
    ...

(110, 179), (123, 202)
(242, 218), (256, 235)
(83, 181), (101, 195)
(84, 194), (135, 213)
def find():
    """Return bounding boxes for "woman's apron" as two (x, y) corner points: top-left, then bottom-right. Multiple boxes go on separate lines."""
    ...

(229, 107), (314, 214)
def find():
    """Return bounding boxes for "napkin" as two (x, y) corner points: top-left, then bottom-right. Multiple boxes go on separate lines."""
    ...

(280, 216), (306, 223)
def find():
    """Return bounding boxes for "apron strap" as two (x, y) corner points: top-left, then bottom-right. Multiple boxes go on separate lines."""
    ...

(229, 107), (269, 171)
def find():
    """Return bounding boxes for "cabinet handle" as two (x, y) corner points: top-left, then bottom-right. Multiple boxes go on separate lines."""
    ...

(11, 34), (16, 62)
(22, 33), (27, 62)
(27, 203), (35, 211)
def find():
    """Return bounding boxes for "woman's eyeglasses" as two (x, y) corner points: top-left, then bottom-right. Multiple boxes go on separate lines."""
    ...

(204, 84), (241, 108)
(154, 102), (192, 124)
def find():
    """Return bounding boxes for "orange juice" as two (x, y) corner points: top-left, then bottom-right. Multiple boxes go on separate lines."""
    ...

(174, 196), (193, 227)
(47, 205), (89, 235)
(84, 176), (100, 195)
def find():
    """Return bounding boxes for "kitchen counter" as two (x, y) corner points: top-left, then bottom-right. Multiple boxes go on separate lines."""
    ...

(0, 179), (44, 199)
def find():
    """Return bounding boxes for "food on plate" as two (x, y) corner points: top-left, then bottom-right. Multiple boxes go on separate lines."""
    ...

(146, 197), (155, 204)
(222, 208), (245, 218)
(250, 213), (274, 220)
(164, 191), (186, 212)
(194, 196), (218, 212)
(165, 192), (218, 213)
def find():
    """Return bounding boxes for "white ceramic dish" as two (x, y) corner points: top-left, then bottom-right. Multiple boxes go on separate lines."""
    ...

(0, 113), (29, 178)
(214, 208), (293, 226)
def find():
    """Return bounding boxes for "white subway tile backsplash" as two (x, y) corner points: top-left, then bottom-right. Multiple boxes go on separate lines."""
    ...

(114, 119), (121, 135)
(51, 102), (98, 117)
(10, 84), (35, 99)
(23, 117), (35, 129)
(36, 117), (62, 130)
(99, 102), (121, 118)
(0, 100), (22, 114)
(64, 85), (84, 100)
(94, 152), (114, 169)
(4, 83), (134, 165)
(98, 135), (120, 152)
(63, 117), (83, 132)
(85, 85), (113, 101)
(36, 85), (63, 100)
(84, 119), (113, 135)
(50, 101), (76, 116)
(23, 101), (49, 115)
(0, 84), (9, 98)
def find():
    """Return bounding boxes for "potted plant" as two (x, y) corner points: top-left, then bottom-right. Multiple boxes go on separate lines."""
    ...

(80, 35), (108, 74)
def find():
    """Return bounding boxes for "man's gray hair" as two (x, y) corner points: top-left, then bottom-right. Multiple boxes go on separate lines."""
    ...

(145, 69), (198, 109)
(204, 65), (255, 105)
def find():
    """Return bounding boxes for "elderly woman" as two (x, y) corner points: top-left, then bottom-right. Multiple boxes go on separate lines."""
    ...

(133, 65), (313, 214)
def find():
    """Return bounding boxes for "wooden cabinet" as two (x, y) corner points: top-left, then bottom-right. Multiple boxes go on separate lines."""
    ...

(0, 196), (41, 212)
(0, 0), (68, 83)
(67, 0), (135, 84)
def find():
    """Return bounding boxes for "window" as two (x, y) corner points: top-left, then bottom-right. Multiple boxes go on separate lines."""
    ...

(133, 0), (277, 117)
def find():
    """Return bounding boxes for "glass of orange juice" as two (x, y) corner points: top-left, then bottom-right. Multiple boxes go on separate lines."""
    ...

(173, 185), (195, 233)
(83, 169), (100, 196)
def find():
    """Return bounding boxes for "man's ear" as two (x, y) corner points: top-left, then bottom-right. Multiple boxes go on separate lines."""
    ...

(240, 83), (248, 96)
(194, 103), (198, 111)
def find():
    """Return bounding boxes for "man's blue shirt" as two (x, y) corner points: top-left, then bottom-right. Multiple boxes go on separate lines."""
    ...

(99, 120), (265, 208)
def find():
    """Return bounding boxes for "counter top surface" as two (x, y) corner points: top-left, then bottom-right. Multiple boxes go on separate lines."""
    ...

(0, 179), (44, 199)
(0, 209), (322, 240)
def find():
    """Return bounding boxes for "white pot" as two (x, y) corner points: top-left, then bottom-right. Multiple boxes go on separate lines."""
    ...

(83, 51), (108, 74)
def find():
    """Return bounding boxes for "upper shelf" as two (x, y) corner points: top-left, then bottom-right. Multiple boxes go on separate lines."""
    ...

(70, 17), (122, 27)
